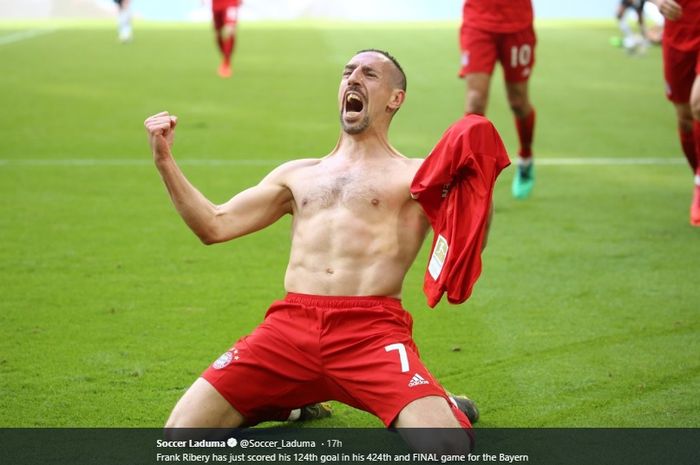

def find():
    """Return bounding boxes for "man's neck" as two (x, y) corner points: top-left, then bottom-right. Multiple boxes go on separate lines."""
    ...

(332, 128), (397, 160)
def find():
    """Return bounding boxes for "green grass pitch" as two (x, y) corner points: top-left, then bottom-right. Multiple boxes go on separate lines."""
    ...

(0, 19), (698, 427)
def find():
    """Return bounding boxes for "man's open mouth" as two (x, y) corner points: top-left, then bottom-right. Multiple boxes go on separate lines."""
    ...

(344, 91), (365, 117)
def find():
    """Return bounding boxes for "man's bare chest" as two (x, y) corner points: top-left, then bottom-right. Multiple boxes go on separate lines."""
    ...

(293, 169), (408, 213)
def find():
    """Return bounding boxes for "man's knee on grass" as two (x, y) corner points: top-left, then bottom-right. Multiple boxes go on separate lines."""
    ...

(394, 396), (472, 456)
(165, 377), (244, 431)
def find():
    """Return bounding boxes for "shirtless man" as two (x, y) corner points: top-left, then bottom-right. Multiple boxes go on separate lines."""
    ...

(145, 50), (475, 453)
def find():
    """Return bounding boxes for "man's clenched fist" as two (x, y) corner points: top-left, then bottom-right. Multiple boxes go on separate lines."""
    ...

(144, 111), (178, 162)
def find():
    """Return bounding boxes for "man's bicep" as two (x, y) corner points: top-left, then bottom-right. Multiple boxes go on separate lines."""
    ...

(214, 181), (293, 240)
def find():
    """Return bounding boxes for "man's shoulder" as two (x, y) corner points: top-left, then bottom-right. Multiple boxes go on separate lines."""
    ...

(263, 158), (320, 184)
(386, 154), (423, 172)
(404, 156), (425, 172)
(280, 158), (322, 170)
(387, 156), (425, 183)
(274, 158), (321, 173)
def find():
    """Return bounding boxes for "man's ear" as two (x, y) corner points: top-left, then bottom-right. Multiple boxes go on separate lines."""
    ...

(387, 89), (406, 113)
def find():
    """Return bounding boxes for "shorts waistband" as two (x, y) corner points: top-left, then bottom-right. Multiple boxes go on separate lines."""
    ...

(284, 292), (403, 310)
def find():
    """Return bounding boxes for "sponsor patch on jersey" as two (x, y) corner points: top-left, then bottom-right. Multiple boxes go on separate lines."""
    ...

(428, 234), (449, 280)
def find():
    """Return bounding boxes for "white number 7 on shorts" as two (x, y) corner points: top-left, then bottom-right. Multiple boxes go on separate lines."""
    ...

(385, 343), (409, 373)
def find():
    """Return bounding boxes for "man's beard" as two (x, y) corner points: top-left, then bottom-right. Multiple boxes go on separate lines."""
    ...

(340, 112), (370, 135)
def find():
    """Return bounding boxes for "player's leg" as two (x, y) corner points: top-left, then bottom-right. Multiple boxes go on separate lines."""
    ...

(665, 44), (696, 172)
(689, 72), (700, 226)
(465, 73), (492, 116)
(501, 27), (537, 199)
(635, 2), (648, 46)
(674, 102), (696, 172)
(394, 395), (467, 428)
(212, 10), (224, 53)
(617, 1), (632, 41)
(211, 10), (228, 77)
(460, 25), (497, 115)
(394, 396), (473, 457)
(115, 0), (132, 43)
(321, 300), (475, 455)
(216, 7), (239, 78)
(505, 80), (535, 147)
(166, 377), (331, 430)
(166, 377), (244, 432)
(663, 41), (699, 224)
(220, 22), (236, 58)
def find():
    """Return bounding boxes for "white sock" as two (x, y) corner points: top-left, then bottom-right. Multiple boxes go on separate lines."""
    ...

(694, 174), (700, 186)
(119, 8), (132, 34)
(119, 9), (130, 27)
(618, 18), (631, 37)
(518, 157), (533, 167)
(287, 409), (301, 421)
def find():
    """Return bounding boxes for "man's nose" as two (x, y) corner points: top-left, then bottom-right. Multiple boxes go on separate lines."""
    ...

(348, 68), (363, 85)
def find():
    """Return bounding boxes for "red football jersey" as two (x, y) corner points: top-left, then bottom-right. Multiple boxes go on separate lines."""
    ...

(663, 0), (700, 51)
(462, 0), (533, 33)
(411, 115), (510, 308)
(212, 0), (241, 12)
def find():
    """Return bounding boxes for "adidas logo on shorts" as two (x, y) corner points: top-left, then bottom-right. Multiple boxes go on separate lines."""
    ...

(408, 373), (430, 387)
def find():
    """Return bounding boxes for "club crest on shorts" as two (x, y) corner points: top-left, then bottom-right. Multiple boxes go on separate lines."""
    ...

(212, 348), (239, 369)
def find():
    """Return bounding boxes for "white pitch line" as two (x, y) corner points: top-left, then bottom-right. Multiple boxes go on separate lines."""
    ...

(0, 157), (687, 167)
(0, 28), (56, 46)
(537, 158), (683, 166)
(0, 158), (283, 167)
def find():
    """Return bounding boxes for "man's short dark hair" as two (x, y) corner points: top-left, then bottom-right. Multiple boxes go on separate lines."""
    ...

(356, 49), (407, 91)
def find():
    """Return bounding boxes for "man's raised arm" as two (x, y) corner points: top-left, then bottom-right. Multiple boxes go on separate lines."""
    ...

(144, 111), (293, 245)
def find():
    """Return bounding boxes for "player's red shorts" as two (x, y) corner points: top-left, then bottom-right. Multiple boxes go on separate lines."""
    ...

(213, 5), (239, 30)
(459, 24), (536, 82)
(201, 293), (471, 429)
(662, 41), (700, 104)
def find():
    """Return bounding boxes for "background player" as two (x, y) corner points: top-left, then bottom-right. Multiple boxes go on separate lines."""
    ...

(651, 0), (700, 225)
(114, 0), (132, 43)
(210, 0), (242, 78)
(616, 0), (649, 52)
(459, 0), (536, 199)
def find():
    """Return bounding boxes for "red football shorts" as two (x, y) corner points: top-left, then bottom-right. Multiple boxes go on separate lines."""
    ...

(459, 24), (536, 82)
(201, 293), (471, 428)
(213, 6), (239, 30)
(662, 41), (700, 104)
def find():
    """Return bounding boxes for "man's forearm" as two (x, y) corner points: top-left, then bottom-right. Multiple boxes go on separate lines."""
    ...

(156, 157), (222, 244)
